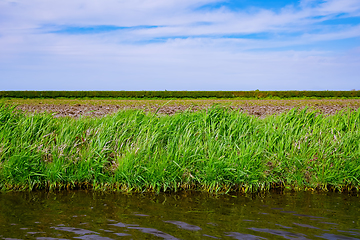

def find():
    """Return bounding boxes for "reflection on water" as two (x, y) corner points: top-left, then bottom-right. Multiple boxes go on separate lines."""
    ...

(0, 190), (359, 239)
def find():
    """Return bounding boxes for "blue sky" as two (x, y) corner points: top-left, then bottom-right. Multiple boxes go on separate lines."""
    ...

(0, 0), (359, 91)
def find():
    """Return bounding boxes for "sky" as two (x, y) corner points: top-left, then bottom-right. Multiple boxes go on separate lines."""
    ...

(0, 0), (359, 91)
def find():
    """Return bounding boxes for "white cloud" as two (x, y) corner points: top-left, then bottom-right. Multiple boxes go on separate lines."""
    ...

(317, 0), (360, 15)
(1, 0), (360, 39)
(0, 0), (359, 90)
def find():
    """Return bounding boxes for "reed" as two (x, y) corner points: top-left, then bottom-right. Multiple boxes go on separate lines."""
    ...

(0, 104), (359, 193)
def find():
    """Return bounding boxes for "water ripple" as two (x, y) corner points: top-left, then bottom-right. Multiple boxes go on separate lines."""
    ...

(164, 220), (202, 231)
(225, 232), (267, 240)
(249, 227), (309, 239)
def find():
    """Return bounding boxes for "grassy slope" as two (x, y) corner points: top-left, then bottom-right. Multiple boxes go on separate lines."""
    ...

(0, 104), (359, 192)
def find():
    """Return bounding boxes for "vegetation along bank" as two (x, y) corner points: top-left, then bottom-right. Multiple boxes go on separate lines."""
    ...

(0, 104), (359, 192)
(1, 90), (360, 99)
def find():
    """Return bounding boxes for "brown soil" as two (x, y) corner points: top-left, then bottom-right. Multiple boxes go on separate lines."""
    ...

(13, 99), (360, 118)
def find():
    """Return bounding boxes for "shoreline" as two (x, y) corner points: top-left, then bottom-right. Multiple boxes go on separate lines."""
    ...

(3, 181), (359, 194)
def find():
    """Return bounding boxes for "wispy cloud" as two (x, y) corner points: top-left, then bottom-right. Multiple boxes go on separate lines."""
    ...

(0, 0), (359, 90)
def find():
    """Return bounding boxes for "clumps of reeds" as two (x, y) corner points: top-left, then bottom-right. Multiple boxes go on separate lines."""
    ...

(0, 104), (359, 193)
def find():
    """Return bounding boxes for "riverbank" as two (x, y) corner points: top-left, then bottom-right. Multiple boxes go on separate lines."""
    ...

(0, 104), (359, 192)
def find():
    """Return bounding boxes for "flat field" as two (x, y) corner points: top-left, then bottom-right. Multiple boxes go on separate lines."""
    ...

(2, 98), (360, 118)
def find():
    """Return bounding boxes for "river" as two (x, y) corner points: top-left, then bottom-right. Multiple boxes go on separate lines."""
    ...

(0, 190), (359, 239)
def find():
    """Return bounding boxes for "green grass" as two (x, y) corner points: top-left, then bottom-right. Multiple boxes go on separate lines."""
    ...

(0, 104), (359, 193)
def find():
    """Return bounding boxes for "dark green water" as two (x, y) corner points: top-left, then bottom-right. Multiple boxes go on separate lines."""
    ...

(0, 191), (359, 239)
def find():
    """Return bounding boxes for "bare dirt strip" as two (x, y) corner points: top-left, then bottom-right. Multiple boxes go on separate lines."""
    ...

(5, 99), (360, 118)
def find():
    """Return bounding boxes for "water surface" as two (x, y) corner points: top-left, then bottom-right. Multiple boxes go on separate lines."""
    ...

(0, 190), (359, 239)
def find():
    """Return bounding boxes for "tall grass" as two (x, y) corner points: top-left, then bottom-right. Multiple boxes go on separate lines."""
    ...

(0, 104), (359, 192)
